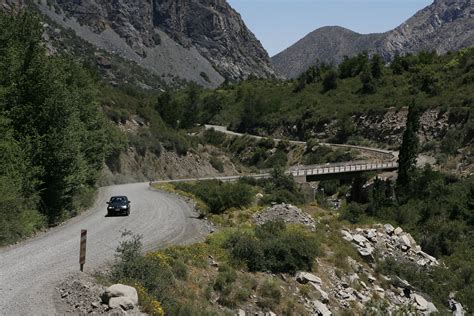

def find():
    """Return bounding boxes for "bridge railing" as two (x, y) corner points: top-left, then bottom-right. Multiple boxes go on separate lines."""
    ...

(289, 160), (384, 171)
(290, 160), (398, 177)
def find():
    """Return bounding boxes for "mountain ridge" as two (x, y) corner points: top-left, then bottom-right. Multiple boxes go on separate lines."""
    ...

(32, 0), (275, 87)
(272, 0), (474, 78)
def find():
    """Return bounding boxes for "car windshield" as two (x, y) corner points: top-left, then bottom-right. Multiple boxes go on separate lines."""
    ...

(110, 197), (126, 203)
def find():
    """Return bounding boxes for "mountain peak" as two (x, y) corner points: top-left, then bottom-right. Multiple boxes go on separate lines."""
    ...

(272, 0), (474, 78)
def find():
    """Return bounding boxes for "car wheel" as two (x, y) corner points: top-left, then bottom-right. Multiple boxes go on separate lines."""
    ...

(127, 209), (130, 216)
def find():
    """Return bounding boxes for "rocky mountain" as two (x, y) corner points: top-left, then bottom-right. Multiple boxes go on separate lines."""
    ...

(272, 0), (474, 78)
(271, 26), (384, 79)
(31, 0), (274, 87)
(1, 0), (24, 11)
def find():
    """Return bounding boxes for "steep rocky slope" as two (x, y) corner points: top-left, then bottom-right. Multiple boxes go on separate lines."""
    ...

(33, 0), (274, 87)
(273, 0), (474, 78)
(0, 0), (24, 11)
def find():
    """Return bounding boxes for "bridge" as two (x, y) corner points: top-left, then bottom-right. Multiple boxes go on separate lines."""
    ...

(151, 160), (398, 185)
(289, 160), (398, 182)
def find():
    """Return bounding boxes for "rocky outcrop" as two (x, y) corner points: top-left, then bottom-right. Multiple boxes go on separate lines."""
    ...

(272, 0), (474, 78)
(153, 0), (275, 80)
(377, 0), (474, 61)
(35, 0), (274, 87)
(342, 225), (440, 267)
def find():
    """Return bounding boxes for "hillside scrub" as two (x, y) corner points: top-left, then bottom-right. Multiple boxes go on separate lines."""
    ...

(160, 49), (474, 147)
(337, 169), (474, 310)
(106, 220), (320, 315)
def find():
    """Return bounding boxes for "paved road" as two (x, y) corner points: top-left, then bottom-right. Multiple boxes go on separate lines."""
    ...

(0, 183), (206, 315)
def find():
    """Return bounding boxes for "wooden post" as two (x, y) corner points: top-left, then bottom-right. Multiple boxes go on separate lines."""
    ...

(79, 229), (87, 272)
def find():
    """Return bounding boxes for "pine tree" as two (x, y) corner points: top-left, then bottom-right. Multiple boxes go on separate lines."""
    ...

(370, 54), (383, 79)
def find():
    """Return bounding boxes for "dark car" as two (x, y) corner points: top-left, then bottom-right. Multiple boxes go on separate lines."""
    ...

(106, 196), (131, 216)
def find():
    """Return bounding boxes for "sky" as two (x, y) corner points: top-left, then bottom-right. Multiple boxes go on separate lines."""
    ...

(227, 0), (433, 56)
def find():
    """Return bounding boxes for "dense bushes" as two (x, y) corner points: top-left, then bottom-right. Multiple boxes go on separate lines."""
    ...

(175, 180), (254, 214)
(225, 221), (320, 274)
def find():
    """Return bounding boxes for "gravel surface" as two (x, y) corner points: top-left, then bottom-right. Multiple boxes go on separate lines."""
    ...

(0, 182), (207, 315)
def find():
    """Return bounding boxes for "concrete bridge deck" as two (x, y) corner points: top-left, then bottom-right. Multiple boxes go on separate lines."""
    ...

(152, 160), (398, 184)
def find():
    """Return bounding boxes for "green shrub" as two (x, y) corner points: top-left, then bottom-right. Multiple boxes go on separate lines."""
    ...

(226, 222), (320, 274)
(210, 156), (224, 173)
(109, 231), (175, 298)
(175, 181), (254, 214)
(202, 128), (227, 146)
(341, 203), (366, 224)
(257, 279), (282, 309)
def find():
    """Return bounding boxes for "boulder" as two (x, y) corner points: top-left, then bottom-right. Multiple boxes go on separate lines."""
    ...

(384, 224), (395, 235)
(341, 230), (353, 242)
(238, 309), (246, 316)
(449, 299), (465, 316)
(358, 245), (374, 258)
(400, 234), (411, 248)
(101, 284), (138, 306)
(426, 301), (438, 314)
(108, 297), (135, 311)
(296, 272), (322, 285)
(394, 227), (404, 235)
(366, 229), (377, 241)
(310, 283), (329, 303)
(413, 293), (429, 311)
(338, 290), (351, 300)
(354, 290), (370, 303)
(313, 299), (332, 316)
(406, 233), (417, 246)
(353, 234), (369, 246)
(419, 251), (439, 265)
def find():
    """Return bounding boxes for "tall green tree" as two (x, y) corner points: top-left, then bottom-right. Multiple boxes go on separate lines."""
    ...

(181, 83), (200, 129)
(0, 12), (116, 225)
(396, 103), (422, 200)
(360, 64), (376, 94)
(322, 69), (338, 92)
(370, 54), (383, 79)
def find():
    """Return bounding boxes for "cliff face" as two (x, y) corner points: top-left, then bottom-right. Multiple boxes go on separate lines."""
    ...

(376, 0), (474, 60)
(35, 0), (274, 87)
(153, 0), (274, 80)
(273, 0), (474, 78)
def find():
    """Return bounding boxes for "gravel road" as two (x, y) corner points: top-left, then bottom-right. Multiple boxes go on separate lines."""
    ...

(0, 182), (207, 315)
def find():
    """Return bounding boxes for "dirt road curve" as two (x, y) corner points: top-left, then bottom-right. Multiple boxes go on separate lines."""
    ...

(0, 183), (206, 315)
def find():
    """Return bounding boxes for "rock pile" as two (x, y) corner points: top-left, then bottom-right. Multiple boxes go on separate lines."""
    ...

(56, 273), (143, 315)
(253, 203), (316, 230)
(341, 224), (439, 267)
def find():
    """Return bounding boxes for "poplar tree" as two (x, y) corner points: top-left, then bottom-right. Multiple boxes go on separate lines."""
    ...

(396, 103), (422, 201)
